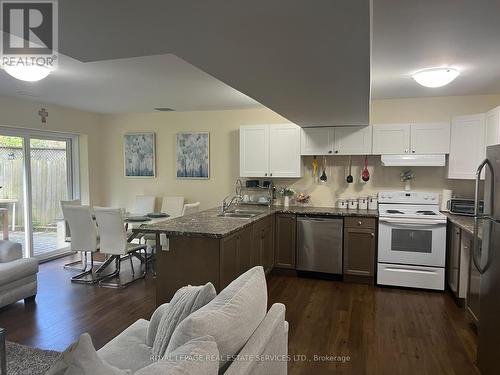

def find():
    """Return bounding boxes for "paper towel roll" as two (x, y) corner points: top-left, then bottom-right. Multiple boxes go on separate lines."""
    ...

(441, 189), (452, 211)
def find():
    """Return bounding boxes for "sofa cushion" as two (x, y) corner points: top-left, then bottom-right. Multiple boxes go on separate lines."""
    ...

(0, 241), (22, 263)
(98, 319), (153, 373)
(135, 336), (218, 375)
(46, 333), (129, 375)
(152, 282), (216, 358)
(0, 258), (38, 285)
(167, 266), (268, 370)
(146, 303), (170, 347)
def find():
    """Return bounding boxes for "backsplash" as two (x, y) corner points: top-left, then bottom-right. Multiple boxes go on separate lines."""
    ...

(273, 155), (477, 207)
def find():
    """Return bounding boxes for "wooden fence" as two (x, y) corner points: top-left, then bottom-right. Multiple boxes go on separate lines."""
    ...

(0, 147), (68, 229)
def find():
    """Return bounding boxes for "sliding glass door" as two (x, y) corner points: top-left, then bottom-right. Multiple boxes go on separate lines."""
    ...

(0, 128), (78, 259)
(0, 135), (27, 254)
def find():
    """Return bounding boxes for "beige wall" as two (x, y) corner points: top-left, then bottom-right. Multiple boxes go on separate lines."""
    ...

(98, 94), (500, 210)
(99, 109), (288, 211)
(0, 96), (104, 205)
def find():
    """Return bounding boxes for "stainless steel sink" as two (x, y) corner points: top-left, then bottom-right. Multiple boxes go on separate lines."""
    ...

(217, 212), (257, 219)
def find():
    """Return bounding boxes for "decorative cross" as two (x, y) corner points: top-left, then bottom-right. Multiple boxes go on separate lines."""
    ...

(38, 108), (48, 123)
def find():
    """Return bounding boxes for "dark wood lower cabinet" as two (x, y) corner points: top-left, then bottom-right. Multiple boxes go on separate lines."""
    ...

(156, 216), (274, 305)
(274, 213), (296, 269)
(343, 217), (376, 284)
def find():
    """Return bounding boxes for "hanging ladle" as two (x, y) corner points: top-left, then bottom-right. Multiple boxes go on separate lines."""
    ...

(346, 156), (353, 183)
(320, 156), (328, 183)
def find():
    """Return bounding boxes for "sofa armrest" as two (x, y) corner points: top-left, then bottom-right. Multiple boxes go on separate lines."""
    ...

(0, 241), (22, 263)
(224, 303), (288, 375)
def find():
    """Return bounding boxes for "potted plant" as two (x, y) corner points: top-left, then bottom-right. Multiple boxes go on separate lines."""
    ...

(279, 187), (295, 208)
(400, 170), (415, 191)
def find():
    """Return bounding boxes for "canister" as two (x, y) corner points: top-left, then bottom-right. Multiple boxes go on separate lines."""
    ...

(368, 195), (378, 210)
(358, 196), (368, 210)
(337, 199), (347, 209)
(348, 198), (358, 209)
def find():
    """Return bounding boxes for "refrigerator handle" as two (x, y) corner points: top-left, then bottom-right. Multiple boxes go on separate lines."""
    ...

(473, 158), (494, 275)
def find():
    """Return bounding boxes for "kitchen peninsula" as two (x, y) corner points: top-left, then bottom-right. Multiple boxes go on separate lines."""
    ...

(134, 206), (378, 305)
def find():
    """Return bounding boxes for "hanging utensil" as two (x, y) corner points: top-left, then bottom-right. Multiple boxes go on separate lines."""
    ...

(320, 156), (328, 183)
(346, 156), (353, 183)
(361, 155), (370, 182)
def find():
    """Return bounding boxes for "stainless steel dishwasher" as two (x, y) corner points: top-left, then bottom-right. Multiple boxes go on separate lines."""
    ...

(296, 215), (343, 274)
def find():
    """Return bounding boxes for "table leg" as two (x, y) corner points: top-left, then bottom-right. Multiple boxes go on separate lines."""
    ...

(11, 202), (15, 232)
(2, 211), (8, 240)
(0, 327), (6, 375)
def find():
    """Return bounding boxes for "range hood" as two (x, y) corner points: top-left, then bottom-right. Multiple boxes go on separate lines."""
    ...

(381, 154), (446, 167)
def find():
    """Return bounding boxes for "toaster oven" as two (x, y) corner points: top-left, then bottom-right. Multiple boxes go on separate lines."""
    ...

(448, 198), (483, 216)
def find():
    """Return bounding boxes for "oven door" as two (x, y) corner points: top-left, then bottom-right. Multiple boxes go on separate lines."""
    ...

(378, 217), (446, 267)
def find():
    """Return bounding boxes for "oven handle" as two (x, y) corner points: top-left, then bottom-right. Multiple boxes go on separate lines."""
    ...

(379, 217), (445, 226)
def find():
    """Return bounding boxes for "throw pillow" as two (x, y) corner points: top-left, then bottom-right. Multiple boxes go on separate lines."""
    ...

(135, 336), (218, 375)
(166, 266), (268, 370)
(146, 303), (170, 346)
(151, 282), (216, 359)
(46, 333), (130, 375)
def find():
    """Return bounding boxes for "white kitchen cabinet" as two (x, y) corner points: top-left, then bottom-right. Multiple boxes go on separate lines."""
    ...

(334, 126), (372, 155)
(372, 124), (411, 154)
(240, 125), (269, 177)
(485, 105), (500, 146)
(240, 124), (302, 178)
(301, 127), (334, 155)
(448, 114), (485, 179)
(269, 124), (302, 177)
(372, 123), (450, 155)
(301, 126), (372, 155)
(411, 122), (450, 154)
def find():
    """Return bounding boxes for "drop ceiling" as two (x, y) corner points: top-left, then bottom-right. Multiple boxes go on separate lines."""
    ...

(0, 1), (498, 121)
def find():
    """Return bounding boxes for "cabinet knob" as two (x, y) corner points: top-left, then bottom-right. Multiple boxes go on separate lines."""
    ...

(335, 150), (339, 154)
(412, 150), (416, 154)
(370, 233), (375, 238)
(404, 149), (408, 154)
(358, 221), (362, 226)
(270, 173), (273, 176)
(328, 150), (332, 154)
(264, 173), (267, 176)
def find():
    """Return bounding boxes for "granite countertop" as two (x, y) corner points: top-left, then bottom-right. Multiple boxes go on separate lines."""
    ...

(134, 205), (378, 238)
(442, 212), (483, 239)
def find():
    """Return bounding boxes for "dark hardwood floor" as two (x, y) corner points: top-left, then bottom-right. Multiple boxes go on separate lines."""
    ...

(0, 256), (479, 374)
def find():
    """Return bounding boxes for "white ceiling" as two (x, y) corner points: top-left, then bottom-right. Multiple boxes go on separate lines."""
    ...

(372, 0), (500, 99)
(1, 1), (498, 117)
(0, 53), (260, 113)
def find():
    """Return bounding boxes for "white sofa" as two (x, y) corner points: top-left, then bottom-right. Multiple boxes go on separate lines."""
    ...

(98, 267), (289, 374)
(0, 240), (38, 308)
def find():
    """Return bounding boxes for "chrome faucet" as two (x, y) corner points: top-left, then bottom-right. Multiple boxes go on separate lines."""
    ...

(221, 195), (242, 213)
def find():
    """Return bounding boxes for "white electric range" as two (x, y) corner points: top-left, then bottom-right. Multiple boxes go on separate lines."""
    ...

(377, 191), (446, 290)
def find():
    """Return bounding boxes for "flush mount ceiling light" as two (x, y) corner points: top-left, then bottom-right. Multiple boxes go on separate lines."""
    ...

(412, 67), (460, 88)
(3, 64), (52, 82)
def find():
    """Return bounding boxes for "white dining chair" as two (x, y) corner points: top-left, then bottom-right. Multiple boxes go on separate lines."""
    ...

(94, 207), (148, 288)
(62, 205), (99, 284)
(60, 199), (84, 270)
(182, 202), (200, 216)
(161, 196), (185, 218)
(133, 195), (156, 215)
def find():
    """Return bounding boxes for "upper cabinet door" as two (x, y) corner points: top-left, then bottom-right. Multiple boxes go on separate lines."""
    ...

(269, 124), (302, 177)
(485, 106), (500, 146)
(372, 124), (411, 154)
(240, 125), (269, 177)
(448, 114), (485, 180)
(410, 123), (450, 154)
(334, 126), (372, 155)
(300, 128), (334, 155)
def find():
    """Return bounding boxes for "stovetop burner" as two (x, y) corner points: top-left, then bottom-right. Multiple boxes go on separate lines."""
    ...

(386, 209), (404, 214)
(416, 210), (437, 216)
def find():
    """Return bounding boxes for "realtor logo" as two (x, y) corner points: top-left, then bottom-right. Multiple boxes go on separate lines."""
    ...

(1, 0), (58, 71)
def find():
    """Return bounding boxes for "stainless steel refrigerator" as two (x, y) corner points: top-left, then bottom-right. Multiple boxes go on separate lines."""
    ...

(472, 144), (500, 375)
